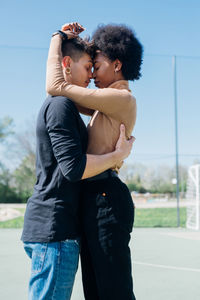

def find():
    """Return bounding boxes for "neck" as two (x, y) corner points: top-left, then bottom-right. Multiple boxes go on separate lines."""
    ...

(114, 71), (125, 82)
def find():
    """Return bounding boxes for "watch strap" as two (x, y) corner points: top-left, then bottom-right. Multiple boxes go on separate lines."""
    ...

(52, 30), (68, 40)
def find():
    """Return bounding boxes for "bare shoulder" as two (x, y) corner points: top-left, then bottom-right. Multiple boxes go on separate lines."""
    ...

(125, 92), (136, 107)
(130, 94), (136, 104)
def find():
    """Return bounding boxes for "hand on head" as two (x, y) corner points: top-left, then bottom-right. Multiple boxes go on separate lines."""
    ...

(61, 22), (85, 39)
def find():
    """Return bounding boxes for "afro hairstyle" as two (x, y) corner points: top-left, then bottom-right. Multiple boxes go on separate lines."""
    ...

(92, 24), (143, 81)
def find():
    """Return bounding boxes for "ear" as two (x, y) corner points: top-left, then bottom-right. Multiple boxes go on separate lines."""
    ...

(62, 56), (72, 68)
(114, 59), (122, 72)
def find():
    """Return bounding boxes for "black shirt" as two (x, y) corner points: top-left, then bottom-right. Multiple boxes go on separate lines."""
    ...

(21, 96), (88, 242)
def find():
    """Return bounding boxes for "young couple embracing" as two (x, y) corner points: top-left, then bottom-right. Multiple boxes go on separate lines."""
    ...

(22, 22), (143, 300)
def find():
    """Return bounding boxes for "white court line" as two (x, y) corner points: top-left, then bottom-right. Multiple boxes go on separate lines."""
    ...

(133, 261), (200, 273)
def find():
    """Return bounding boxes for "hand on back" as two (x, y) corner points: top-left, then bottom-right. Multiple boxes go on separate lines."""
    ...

(115, 124), (135, 162)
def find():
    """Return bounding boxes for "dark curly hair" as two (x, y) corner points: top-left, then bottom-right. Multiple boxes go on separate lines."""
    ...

(92, 24), (143, 81)
(61, 36), (93, 61)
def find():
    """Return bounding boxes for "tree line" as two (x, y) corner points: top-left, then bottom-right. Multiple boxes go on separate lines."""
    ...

(0, 117), (36, 203)
(0, 117), (189, 203)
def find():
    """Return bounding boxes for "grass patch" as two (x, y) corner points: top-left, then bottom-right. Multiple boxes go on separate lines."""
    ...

(134, 207), (186, 227)
(16, 208), (26, 214)
(0, 208), (25, 228)
(0, 216), (24, 228)
(0, 207), (186, 228)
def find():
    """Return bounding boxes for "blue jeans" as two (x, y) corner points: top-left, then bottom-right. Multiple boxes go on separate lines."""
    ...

(24, 239), (79, 300)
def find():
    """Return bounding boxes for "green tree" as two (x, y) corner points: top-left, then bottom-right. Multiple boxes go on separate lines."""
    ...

(121, 162), (187, 195)
(0, 117), (14, 141)
(13, 153), (36, 202)
(0, 117), (20, 203)
(0, 163), (21, 203)
(11, 119), (36, 202)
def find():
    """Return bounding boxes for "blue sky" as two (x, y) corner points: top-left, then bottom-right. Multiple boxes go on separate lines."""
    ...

(0, 0), (200, 168)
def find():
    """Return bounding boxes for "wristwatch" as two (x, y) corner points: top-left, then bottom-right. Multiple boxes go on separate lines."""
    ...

(52, 30), (68, 40)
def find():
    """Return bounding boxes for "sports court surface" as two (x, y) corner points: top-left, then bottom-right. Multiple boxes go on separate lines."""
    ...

(0, 228), (200, 300)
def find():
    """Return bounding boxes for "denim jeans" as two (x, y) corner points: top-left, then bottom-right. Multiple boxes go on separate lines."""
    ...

(24, 239), (79, 300)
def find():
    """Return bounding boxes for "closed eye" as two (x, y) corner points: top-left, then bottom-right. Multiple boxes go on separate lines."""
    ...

(86, 66), (91, 71)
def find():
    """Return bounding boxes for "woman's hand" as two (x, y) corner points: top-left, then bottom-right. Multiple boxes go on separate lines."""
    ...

(61, 22), (85, 39)
(114, 124), (135, 162)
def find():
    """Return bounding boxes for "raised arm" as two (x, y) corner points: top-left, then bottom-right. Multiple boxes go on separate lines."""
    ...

(46, 34), (135, 121)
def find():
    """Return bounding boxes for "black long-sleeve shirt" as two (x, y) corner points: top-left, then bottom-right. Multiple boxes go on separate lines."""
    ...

(21, 96), (88, 242)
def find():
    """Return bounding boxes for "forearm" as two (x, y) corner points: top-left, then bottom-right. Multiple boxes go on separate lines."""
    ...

(81, 152), (120, 179)
(46, 35), (65, 94)
(75, 104), (94, 116)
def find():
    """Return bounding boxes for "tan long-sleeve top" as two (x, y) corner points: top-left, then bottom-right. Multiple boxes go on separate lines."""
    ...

(46, 35), (137, 171)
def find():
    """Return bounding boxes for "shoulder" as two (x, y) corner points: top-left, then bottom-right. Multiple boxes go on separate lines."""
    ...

(118, 92), (136, 116)
(46, 95), (76, 109)
(121, 90), (136, 107)
(44, 95), (79, 115)
(128, 94), (136, 113)
(43, 96), (79, 124)
(130, 94), (136, 105)
(112, 88), (136, 104)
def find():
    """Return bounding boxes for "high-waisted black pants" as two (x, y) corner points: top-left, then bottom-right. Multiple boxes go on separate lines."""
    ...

(80, 176), (136, 300)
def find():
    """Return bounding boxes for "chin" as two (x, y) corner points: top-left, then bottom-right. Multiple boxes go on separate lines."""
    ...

(81, 82), (89, 87)
(95, 82), (101, 88)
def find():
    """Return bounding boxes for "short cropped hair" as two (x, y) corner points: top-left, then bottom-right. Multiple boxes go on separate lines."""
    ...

(92, 24), (143, 81)
(61, 37), (92, 61)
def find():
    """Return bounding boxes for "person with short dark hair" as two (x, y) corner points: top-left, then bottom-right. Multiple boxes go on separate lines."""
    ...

(21, 27), (134, 300)
(46, 22), (143, 300)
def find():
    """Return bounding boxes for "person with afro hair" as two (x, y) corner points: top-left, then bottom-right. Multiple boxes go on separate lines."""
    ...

(46, 22), (143, 300)
(92, 24), (142, 82)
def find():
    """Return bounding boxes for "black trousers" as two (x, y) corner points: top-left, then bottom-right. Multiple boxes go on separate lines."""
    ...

(80, 176), (136, 300)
